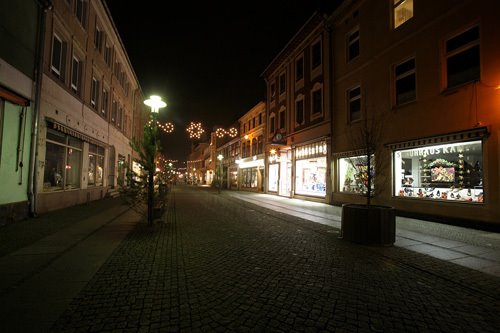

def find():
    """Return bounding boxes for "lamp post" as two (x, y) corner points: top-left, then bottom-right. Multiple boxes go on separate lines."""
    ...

(217, 153), (224, 193)
(144, 95), (166, 226)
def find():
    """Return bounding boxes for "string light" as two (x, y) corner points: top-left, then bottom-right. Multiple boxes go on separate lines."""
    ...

(215, 127), (238, 138)
(147, 120), (174, 134)
(186, 122), (205, 139)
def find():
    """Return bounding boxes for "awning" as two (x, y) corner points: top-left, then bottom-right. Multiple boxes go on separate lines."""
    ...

(47, 118), (105, 147)
(0, 85), (30, 106)
(384, 127), (489, 150)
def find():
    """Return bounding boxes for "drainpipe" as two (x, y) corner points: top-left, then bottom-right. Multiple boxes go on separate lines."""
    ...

(28, 0), (52, 217)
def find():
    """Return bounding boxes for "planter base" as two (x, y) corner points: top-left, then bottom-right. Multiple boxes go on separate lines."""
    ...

(341, 204), (396, 246)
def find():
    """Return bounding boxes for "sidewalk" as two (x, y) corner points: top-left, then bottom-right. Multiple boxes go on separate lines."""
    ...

(0, 197), (143, 332)
(225, 190), (500, 278)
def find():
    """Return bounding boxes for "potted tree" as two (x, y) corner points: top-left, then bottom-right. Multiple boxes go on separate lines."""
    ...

(340, 115), (396, 246)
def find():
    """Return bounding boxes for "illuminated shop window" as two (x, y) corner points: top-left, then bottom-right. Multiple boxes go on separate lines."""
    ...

(339, 155), (374, 194)
(394, 141), (483, 203)
(393, 0), (413, 29)
(268, 164), (279, 192)
(43, 128), (82, 191)
(295, 141), (327, 197)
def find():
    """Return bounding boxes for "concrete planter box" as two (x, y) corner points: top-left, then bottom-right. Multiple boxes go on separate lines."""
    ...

(341, 204), (396, 246)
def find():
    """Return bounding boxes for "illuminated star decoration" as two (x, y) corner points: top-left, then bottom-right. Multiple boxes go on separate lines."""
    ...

(148, 120), (174, 134)
(186, 122), (205, 139)
(215, 127), (238, 138)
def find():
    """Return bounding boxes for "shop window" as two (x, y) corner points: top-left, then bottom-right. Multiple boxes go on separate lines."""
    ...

(88, 144), (104, 187)
(295, 157), (327, 197)
(295, 56), (304, 82)
(43, 128), (82, 191)
(394, 141), (483, 202)
(347, 28), (359, 62)
(268, 164), (279, 192)
(445, 25), (480, 89)
(339, 155), (374, 194)
(394, 57), (416, 106)
(241, 168), (257, 188)
(348, 86), (361, 123)
(393, 0), (413, 29)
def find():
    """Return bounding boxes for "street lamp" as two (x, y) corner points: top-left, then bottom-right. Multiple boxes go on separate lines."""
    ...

(144, 95), (166, 226)
(217, 153), (224, 193)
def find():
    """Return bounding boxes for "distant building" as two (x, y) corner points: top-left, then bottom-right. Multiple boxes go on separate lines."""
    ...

(262, 12), (332, 203)
(328, 0), (500, 227)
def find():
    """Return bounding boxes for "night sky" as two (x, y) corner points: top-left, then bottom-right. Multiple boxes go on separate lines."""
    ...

(105, 1), (340, 161)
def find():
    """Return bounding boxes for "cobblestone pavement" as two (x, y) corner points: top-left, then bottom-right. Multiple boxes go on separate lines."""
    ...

(51, 186), (500, 332)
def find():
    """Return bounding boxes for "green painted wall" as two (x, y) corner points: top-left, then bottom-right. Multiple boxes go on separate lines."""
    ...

(0, 101), (33, 205)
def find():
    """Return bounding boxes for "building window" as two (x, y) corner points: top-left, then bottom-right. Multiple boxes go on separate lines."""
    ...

(394, 57), (416, 105)
(269, 113), (275, 135)
(75, 0), (88, 28)
(94, 25), (103, 52)
(259, 113), (262, 126)
(111, 99), (117, 123)
(91, 77), (99, 109)
(279, 108), (286, 130)
(295, 57), (304, 81)
(339, 154), (375, 194)
(279, 73), (286, 95)
(311, 40), (322, 69)
(295, 141), (328, 197)
(257, 135), (263, 155)
(348, 86), (361, 123)
(393, 0), (413, 29)
(51, 34), (66, 80)
(88, 144), (104, 186)
(104, 44), (113, 67)
(295, 97), (305, 126)
(347, 28), (359, 62)
(394, 140), (483, 203)
(445, 25), (480, 89)
(311, 85), (323, 118)
(270, 82), (276, 98)
(43, 128), (82, 191)
(116, 106), (122, 128)
(101, 89), (109, 118)
(71, 55), (82, 95)
(252, 138), (257, 156)
(241, 167), (258, 189)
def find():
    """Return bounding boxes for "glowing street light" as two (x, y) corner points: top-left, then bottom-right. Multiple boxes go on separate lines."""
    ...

(144, 95), (166, 226)
(217, 154), (224, 193)
(144, 95), (166, 114)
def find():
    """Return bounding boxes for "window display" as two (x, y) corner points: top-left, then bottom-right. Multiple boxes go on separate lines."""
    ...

(241, 167), (257, 188)
(295, 157), (326, 197)
(268, 163), (279, 192)
(394, 141), (483, 202)
(43, 128), (82, 191)
(339, 155), (374, 194)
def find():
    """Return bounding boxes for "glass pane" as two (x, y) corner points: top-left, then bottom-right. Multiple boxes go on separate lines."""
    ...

(395, 58), (415, 76)
(396, 74), (416, 104)
(88, 153), (96, 186)
(43, 142), (65, 191)
(447, 46), (480, 88)
(446, 26), (479, 53)
(46, 128), (66, 144)
(65, 148), (81, 189)
(68, 136), (83, 149)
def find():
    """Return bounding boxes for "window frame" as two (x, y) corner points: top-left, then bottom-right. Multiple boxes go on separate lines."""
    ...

(295, 95), (305, 127)
(348, 85), (362, 123)
(347, 27), (360, 62)
(90, 76), (100, 109)
(278, 107), (286, 131)
(70, 54), (82, 95)
(444, 25), (480, 90)
(393, 0), (414, 29)
(311, 83), (323, 120)
(394, 57), (416, 106)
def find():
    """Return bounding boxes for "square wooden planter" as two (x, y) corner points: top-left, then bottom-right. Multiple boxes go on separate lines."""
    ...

(341, 204), (396, 246)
